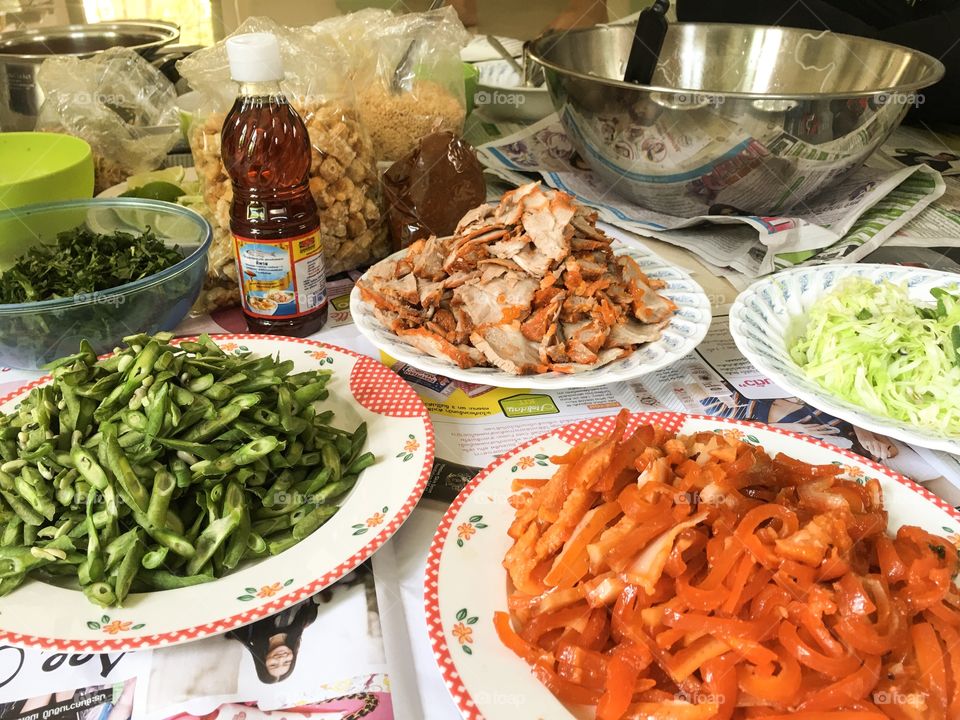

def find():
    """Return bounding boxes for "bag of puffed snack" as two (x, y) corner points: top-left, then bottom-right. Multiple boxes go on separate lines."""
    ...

(316, 7), (470, 162)
(34, 47), (180, 194)
(176, 16), (389, 313)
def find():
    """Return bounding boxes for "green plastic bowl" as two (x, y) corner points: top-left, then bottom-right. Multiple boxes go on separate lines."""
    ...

(0, 198), (211, 370)
(0, 132), (95, 210)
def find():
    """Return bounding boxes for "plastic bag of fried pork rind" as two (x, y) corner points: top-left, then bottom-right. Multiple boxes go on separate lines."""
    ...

(176, 16), (388, 312)
(35, 47), (180, 194)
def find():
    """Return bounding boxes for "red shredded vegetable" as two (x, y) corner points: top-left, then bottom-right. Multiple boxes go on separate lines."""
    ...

(498, 410), (960, 719)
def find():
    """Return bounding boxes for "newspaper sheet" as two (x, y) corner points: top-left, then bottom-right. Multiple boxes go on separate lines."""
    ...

(477, 115), (946, 276)
(887, 175), (960, 247)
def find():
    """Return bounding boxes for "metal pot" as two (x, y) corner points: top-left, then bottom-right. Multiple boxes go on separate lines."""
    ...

(0, 20), (180, 131)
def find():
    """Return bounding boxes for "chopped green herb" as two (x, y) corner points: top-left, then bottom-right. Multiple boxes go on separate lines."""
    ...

(0, 227), (183, 304)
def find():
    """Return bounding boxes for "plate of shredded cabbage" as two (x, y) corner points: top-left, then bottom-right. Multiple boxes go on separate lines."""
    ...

(730, 264), (960, 454)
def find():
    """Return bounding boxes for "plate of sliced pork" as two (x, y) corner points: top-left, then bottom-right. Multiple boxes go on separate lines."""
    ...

(351, 183), (711, 388)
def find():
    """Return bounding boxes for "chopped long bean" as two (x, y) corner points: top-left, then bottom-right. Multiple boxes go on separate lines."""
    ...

(0, 333), (373, 606)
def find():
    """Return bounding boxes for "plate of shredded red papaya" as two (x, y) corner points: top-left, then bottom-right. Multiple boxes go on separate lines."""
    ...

(351, 183), (710, 388)
(425, 409), (960, 720)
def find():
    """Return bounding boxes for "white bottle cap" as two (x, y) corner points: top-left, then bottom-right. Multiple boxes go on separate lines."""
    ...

(225, 32), (284, 83)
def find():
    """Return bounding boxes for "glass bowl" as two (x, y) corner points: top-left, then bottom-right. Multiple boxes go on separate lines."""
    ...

(0, 198), (212, 369)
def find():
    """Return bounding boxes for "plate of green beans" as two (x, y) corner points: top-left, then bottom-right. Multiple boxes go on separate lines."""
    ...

(0, 333), (433, 651)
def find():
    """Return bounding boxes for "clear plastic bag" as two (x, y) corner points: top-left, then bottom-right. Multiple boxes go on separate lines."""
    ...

(315, 7), (471, 162)
(34, 47), (180, 194)
(176, 16), (388, 312)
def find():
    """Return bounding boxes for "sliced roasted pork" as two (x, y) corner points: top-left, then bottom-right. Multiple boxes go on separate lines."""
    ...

(521, 291), (565, 343)
(456, 203), (496, 234)
(396, 328), (478, 369)
(617, 256), (677, 324)
(521, 187), (575, 263)
(356, 182), (679, 375)
(417, 277), (445, 308)
(606, 319), (665, 347)
(495, 183), (540, 226)
(471, 325), (546, 374)
(410, 235), (449, 281)
(454, 273), (539, 328)
(565, 318), (610, 354)
(488, 234), (528, 260)
(512, 246), (555, 277)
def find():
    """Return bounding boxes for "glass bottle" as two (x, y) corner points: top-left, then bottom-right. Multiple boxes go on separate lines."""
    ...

(222, 32), (327, 336)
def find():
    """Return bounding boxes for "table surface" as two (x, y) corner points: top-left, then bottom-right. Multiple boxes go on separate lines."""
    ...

(3, 118), (959, 716)
(2, 228), (951, 720)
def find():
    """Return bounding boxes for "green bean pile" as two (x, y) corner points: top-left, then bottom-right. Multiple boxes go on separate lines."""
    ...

(0, 333), (374, 606)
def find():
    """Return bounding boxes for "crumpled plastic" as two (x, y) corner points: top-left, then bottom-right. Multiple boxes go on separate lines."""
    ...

(35, 47), (180, 194)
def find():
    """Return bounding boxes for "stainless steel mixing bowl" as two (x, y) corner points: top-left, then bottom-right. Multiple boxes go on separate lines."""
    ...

(528, 24), (944, 216)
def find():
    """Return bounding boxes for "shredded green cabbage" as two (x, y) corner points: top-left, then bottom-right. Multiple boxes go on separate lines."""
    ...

(790, 277), (960, 435)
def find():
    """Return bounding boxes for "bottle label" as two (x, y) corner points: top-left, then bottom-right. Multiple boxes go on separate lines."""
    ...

(233, 230), (327, 319)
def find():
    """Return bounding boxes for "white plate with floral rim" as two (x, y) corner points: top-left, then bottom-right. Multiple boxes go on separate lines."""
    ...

(729, 263), (960, 455)
(0, 334), (433, 652)
(351, 238), (712, 389)
(424, 411), (960, 720)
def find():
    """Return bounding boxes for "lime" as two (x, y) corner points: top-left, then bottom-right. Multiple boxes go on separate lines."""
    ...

(120, 181), (187, 203)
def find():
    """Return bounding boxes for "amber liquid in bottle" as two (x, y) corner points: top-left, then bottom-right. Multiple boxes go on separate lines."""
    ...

(222, 83), (328, 336)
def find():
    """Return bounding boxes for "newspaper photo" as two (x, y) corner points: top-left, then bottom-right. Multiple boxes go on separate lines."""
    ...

(887, 174), (960, 248)
(0, 643), (148, 720)
(0, 565), (393, 720)
(873, 124), (960, 177)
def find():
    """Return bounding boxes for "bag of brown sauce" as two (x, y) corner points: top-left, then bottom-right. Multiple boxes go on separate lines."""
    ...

(382, 131), (486, 251)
